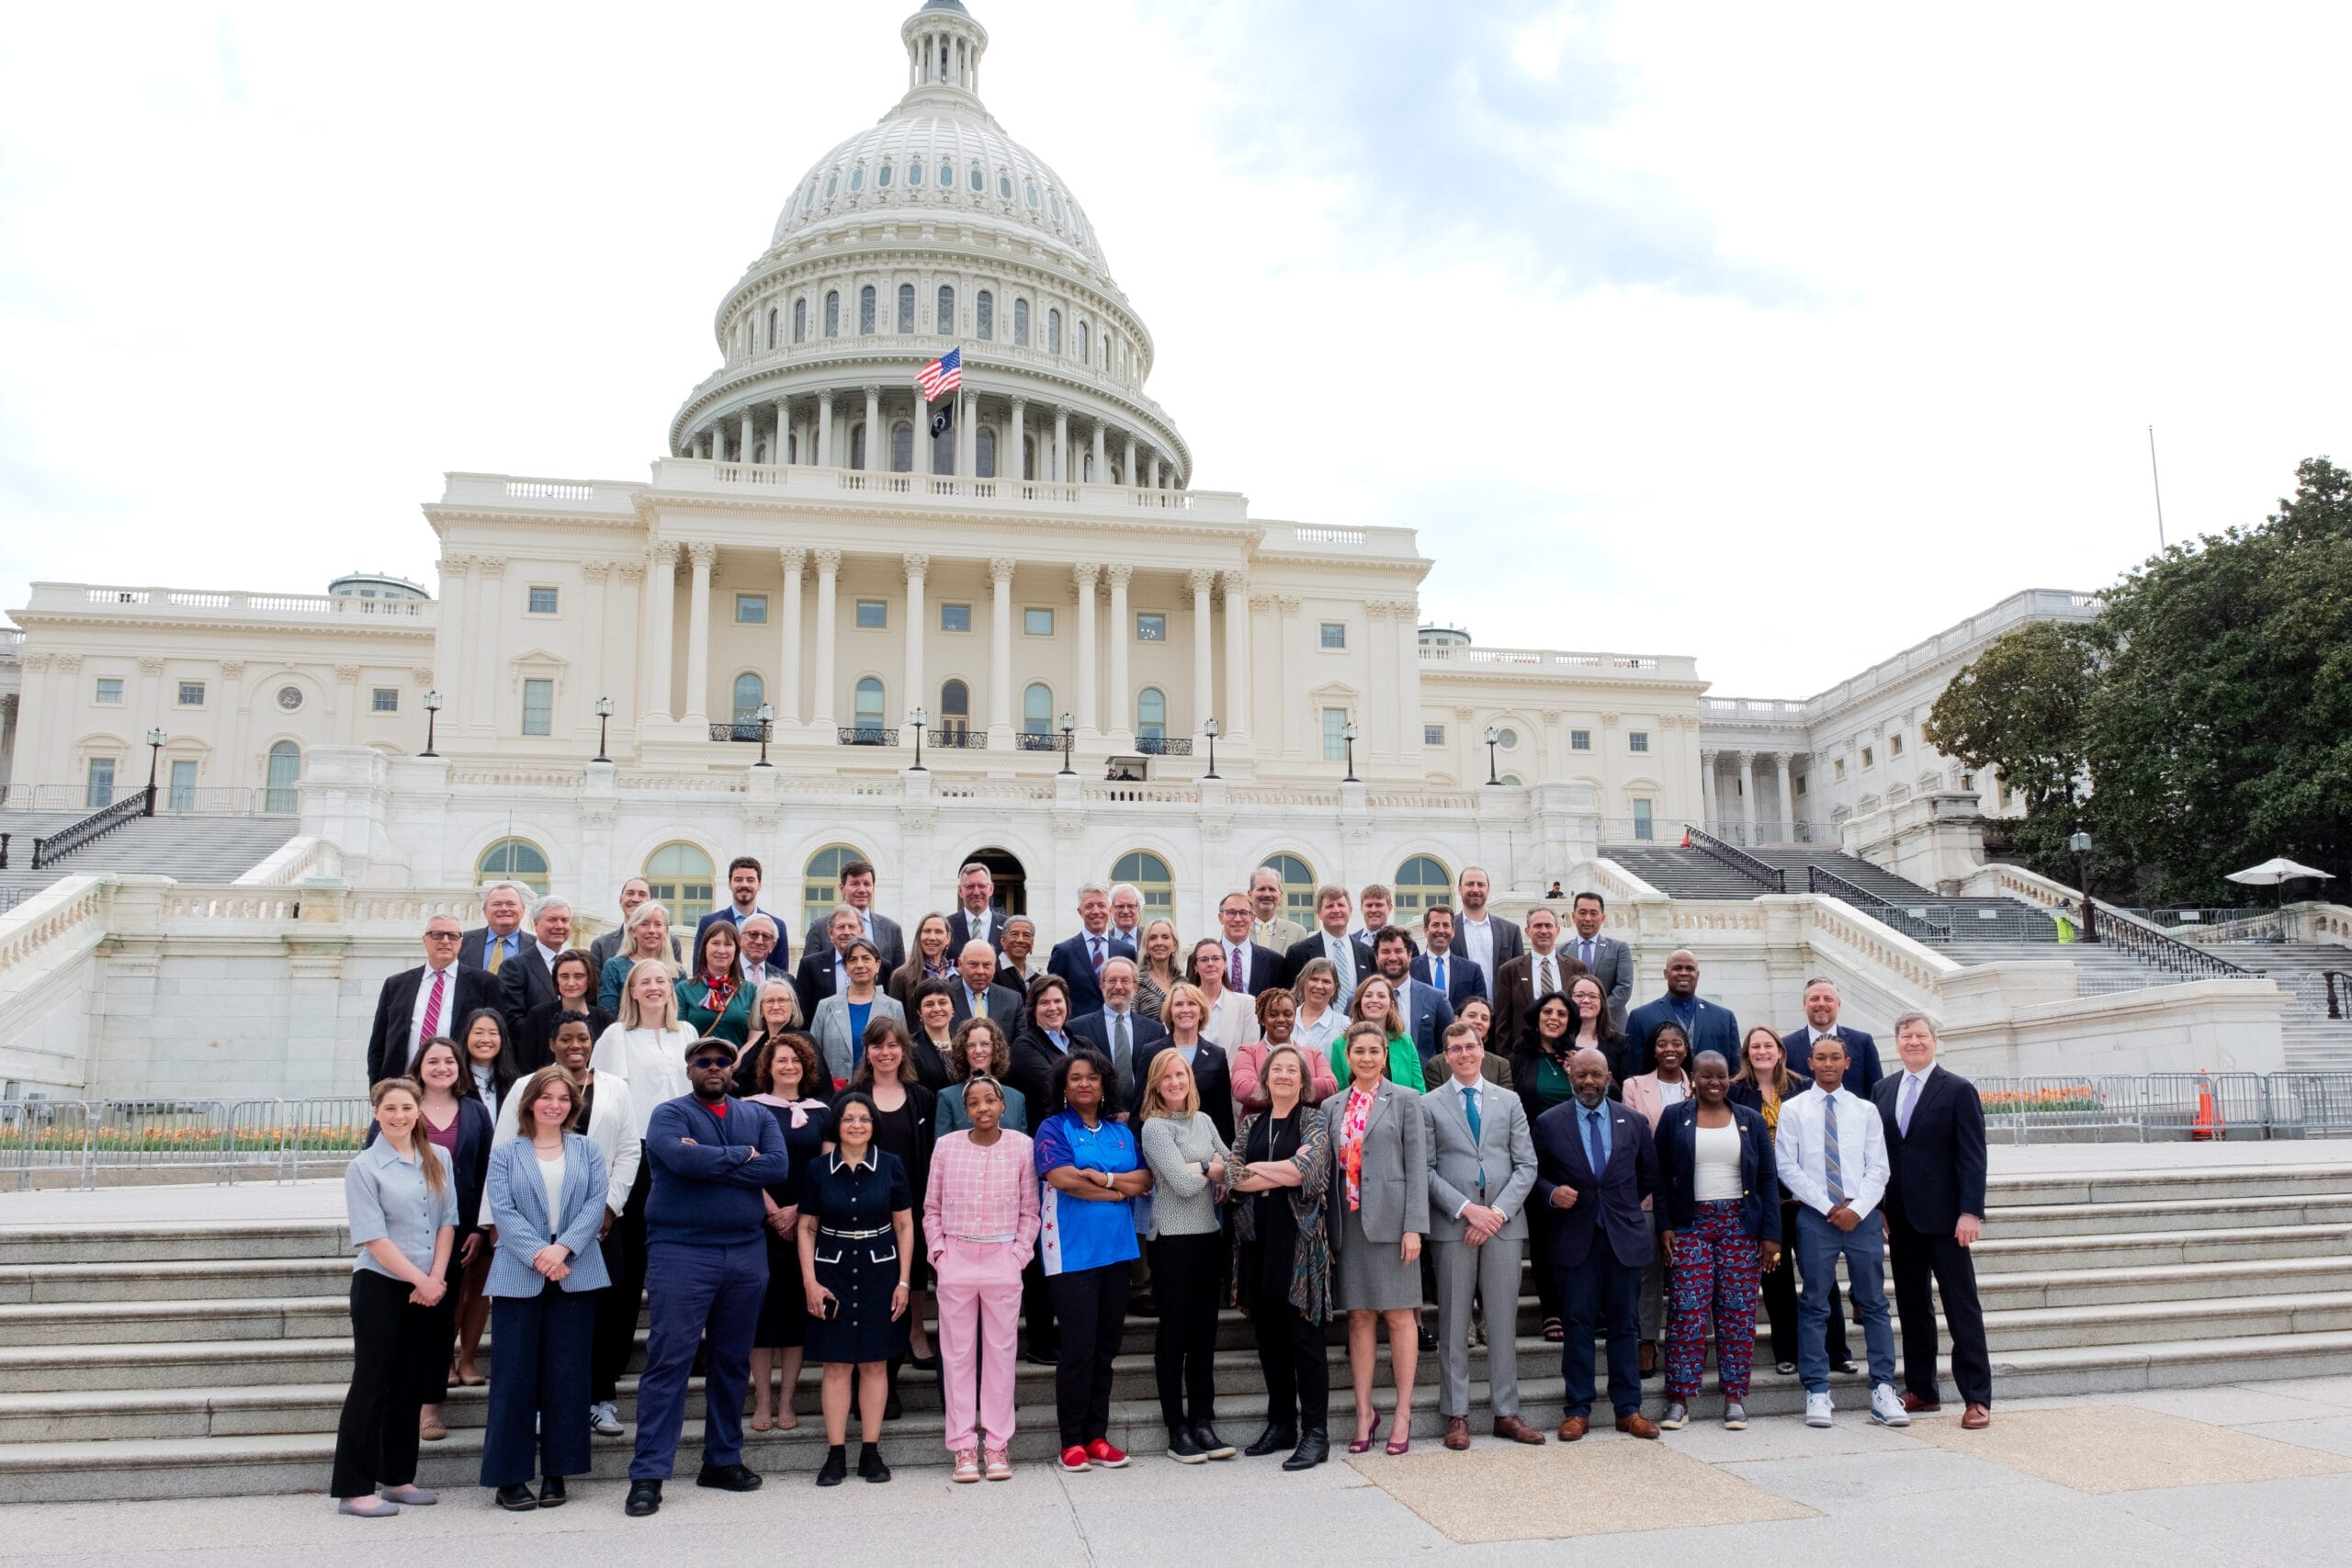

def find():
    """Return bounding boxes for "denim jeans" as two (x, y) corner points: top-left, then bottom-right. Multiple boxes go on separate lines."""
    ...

(1792, 1207), (1895, 1394)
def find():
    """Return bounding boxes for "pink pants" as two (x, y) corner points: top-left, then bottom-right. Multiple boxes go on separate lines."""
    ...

(933, 1236), (1025, 1451)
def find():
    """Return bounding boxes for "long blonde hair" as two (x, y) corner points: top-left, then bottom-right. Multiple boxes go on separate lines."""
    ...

(618, 957), (681, 1032)
(370, 1077), (449, 1198)
(1139, 1047), (1200, 1124)
(622, 900), (680, 975)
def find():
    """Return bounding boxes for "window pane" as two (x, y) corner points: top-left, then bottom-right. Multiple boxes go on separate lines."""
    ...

(976, 290), (993, 340)
(1138, 688), (1165, 737)
(940, 679), (969, 719)
(1263, 853), (1317, 919)
(855, 600), (887, 629)
(1023, 682), (1052, 733)
(522, 678), (553, 736)
(1394, 855), (1452, 912)
(95, 678), (123, 704)
(372, 687), (399, 713)
(1024, 607), (1054, 636)
(1570, 728), (1590, 750)
(528, 586), (559, 614)
(167, 759), (197, 811)
(1423, 724), (1444, 746)
(897, 284), (914, 333)
(940, 603), (971, 632)
(1322, 707), (1347, 761)
(1318, 623), (1345, 649)
(976, 425), (996, 478)
(854, 679), (886, 725)
(177, 681), (206, 705)
(646, 840), (716, 923)
(1630, 731), (1650, 752)
(891, 422), (912, 471)
(1633, 799), (1655, 840)
(1135, 613), (1165, 641)
(85, 758), (115, 808)
(736, 593), (768, 624)
(937, 286), (954, 333)
(732, 672), (764, 721)
(794, 298), (807, 342)
(1013, 299), (1029, 345)
(265, 742), (301, 813)
(478, 837), (549, 893)
(1112, 852), (1174, 910)
(860, 286), (876, 333)
(825, 292), (840, 335)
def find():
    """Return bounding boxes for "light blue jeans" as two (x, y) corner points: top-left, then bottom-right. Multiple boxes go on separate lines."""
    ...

(1793, 1207), (1895, 1395)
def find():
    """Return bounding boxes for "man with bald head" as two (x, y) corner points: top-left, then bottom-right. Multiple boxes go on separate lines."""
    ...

(950, 939), (1024, 1034)
(1623, 950), (1740, 1077)
(1531, 1046), (1660, 1441)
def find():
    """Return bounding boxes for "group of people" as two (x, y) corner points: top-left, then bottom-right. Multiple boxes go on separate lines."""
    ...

(331, 856), (1992, 1516)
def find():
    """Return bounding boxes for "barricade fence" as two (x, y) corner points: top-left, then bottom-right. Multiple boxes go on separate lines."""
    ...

(1973, 1072), (2352, 1144)
(0, 1098), (372, 1190)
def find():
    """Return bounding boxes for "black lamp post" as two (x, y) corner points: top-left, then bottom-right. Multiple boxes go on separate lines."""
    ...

(753, 704), (775, 768)
(594, 695), (614, 762)
(909, 705), (929, 772)
(421, 690), (443, 758)
(1484, 725), (1501, 785)
(1203, 716), (1220, 780)
(2068, 829), (2100, 943)
(1342, 720), (1360, 784)
(1058, 712), (1077, 776)
(143, 728), (165, 817)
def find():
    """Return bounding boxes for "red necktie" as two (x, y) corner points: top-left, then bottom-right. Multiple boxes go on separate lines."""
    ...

(419, 967), (447, 1045)
(1090, 935), (1104, 972)
(1229, 945), (1245, 991)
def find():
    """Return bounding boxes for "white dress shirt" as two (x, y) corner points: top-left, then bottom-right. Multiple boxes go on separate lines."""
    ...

(1777, 1084), (1890, 1222)
(405, 962), (462, 1066)
(1458, 916), (1498, 994)
(1531, 949), (1562, 998)
(1893, 1061), (1938, 1136)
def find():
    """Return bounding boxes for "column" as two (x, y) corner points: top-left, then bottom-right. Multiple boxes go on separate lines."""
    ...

(864, 387), (881, 471)
(1052, 408), (1069, 482)
(1106, 564), (1132, 744)
(817, 389), (836, 467)
(1073, 563), (1100, 735)
(1774, 753), (1793, 844)
(811, 549), (841, 728)
(988, 557), (1015, 742)
(775, 398), (793, 464)
(1221, 571), (1250, 741)
(1091, 423), (1107, 485)
(958, 389), (975, 479)
(777, 547), (804, 722)
(433, 554), (469, 714)
(903, 553), (928, 729)
(1736, 750), (1758, 844)
(1124, 434), (1137, 487)
(1698, 750), (1716, 829)
(1394, 597), (1419, 761)
(646, 542), (678, 722)
(580, 561), (609, 728)
(1189, 569), (1216, 740)
(683, 543), (716, 728)
(1147, 455), (1159, 490)
(738, 410), (754, 466)
(469, 557), (504, 728)
(1009, 398), (1026, 483)
(917, 393), (934, 476)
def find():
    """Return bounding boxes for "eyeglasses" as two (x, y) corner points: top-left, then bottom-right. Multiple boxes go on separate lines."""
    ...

(689, 1055), (734, 1071)
(424, 931), (461, 942)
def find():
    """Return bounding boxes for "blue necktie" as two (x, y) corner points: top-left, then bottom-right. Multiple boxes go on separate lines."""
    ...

(1433, 957), (1446, 994)
(1584, 1107), (1606, 1173)
(1825, 1097), (1848, 1205)
(1463, 1086), (1485, 1196)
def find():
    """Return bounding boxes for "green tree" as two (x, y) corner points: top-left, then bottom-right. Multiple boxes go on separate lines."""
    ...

(1924, 620), (2098, 818)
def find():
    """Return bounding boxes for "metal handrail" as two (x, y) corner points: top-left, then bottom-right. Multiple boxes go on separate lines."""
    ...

(1682, 824), (1785, 894)
(1807, 865), (1951, 943)
(29, 788), (152, 869)
(836, 726), (897, 747)
(1132, 736), (1193, 756)
(2089, 898), (2254, 982)
(1014, 732), (1061, 751)
(708, 721), (768, 742)
(928, 728), (989, 749)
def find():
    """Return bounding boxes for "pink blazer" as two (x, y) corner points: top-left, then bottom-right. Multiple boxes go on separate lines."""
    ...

(1620, 1074), (1690, 1132)
(1231, 1038), (1340, 1114)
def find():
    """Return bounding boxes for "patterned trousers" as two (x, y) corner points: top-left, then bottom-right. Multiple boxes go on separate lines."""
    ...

(1665, 1199), (1763, 1401)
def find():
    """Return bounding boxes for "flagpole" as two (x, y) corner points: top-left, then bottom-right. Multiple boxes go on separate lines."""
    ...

(2147, 424), (2167, 550)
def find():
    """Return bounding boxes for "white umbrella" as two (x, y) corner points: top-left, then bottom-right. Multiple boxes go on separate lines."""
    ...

(2225, 857), (2335, 886)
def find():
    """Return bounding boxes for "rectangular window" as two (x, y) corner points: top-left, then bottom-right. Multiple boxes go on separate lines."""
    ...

(522, 678), (553, 737)
(855, 599), (888, 629)
(1889, 732), (1905, 757)
(1321, 706), (1349, 761)
(1318, 622), (1346, 649)
(85, 758), (116, 808)
(940, 603), (971, 633)
(526, 586), (559, 615)
(1629, 730), (1649, 752)
(94, 678), (123, 705)
(167, 759), (197, 812)
(1423, 724), (1445, 747)
(176, 681), (206, 706)
(1633, 799), (1655, 840)
(735, 593), (768, 624)
(1135, 612), (1166, 641)
(1023, 607), (1055, 637)
(370, 687), (399, 713)
(1570, 728), (1591, 750)
(1835, 758), (1848, 782)
(1795, 773), (1809, 796)
(1861, 746), (1875, 769)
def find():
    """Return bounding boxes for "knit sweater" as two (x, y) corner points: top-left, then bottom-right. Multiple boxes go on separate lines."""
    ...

(643, 1094), (787, 1247)
(1137, 1111), (1231, 1239)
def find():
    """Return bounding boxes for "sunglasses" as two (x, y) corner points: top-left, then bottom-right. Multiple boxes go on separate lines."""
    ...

(689, 1055), (734, 1071)
(424, 931), (461, 941)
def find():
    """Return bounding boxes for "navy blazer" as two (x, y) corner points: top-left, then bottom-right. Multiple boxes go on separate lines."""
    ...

(1392, 977), (1456, 1059)
(1654, 1100), (1781, 1241)
(1130, 1038), (1237, 1145)
(1623, 994), (1742, 1077)
(1409, 952), (1488, 1008)
(1531, 1097), (1657, 1269)
(946, 907), (1006, 956)
(366, 1095), (493, 1239)
(1278, 931), (1378, 991)
(1069, 1008), (1170, 1103)
(1046, 931), (1135, 1019)
(1785, 1024), (1885, 1100)
(793, 943), (846, 1018)
(1873, 1066), (1988, 1236)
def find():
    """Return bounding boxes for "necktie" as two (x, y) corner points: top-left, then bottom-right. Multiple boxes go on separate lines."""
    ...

(1899, 1074), (1921, 1135)
(1090, 935), (1103, 972)
(420, 967), (447, 1043)
(1825, 1097), (1848, 1205)
(1116, 1011), (1130, 1062)
(1331, 936), (1354, 989)
(1229, 944), (1245, 992)
(1432, 956), (1446, 994)
(1580, 939), (1594, 966)
(1584, 1108), (1606, 1176)
(1464, 1086), (1485, 1195)
(486, 935), (505, 974)
(1539, 955), (1555, 995)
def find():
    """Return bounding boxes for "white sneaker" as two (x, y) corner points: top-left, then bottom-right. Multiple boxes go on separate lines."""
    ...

(590, 1401), (624, 1437)
(1804, 1392), (1834, 1428)
(1870, 1383), (1911, 1427)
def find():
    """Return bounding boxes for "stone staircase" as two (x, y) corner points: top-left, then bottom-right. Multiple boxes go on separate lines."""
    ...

(0, 814), (296, 907)
(1, 1159), (2346, 1501)
(2195, 942), (2352, 1068)
(1600, 845), (1777, 899)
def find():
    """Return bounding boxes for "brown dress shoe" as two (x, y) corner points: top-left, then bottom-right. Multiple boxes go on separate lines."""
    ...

(1962, 1404), (1991, 1430)
(1556, 1415), (1589, 1442)
(1442, 1416), (1471, 1451)
(1615, 1412), (1661, 1439)
(1901, 1391), (1942, 1415)
(1493, 1414), (1546, 1446)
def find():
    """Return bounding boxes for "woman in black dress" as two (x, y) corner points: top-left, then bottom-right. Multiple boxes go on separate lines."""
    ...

(841, 1019), (939, 1381)
(1227, 1043), (1334, 1472)
(797, 1093), (912, 1486)
(746, 1031), (830, 1431)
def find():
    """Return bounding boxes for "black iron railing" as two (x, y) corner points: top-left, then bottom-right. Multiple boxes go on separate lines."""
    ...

(2089, 900), (2253, 982)
(30, 788), (152, 869)
(929, 728), (989, 749)
(1683, 824), (1785, 894)
(837, 727), (897, 747)
(708, 721), (768, 742)
(1808, 865), (1951, 943)
(1015, 732), (1061, 751)
(1133, 735), (1193, 756)
(2325, 973), (2348, 1021)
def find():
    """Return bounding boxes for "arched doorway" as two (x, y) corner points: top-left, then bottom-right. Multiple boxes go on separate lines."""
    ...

(968, 846), (1027, 916)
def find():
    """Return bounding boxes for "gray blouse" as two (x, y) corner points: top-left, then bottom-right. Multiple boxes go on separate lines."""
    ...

(345, 1138), (458, 1280)
(1138, 1111), (1231, 1239)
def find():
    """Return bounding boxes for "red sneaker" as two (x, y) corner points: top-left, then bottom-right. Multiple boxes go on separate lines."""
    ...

(1085, 1438), (1130, 1469)
(1058, 1445), (1091, 1472)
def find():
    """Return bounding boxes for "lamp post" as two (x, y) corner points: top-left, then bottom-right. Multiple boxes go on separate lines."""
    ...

(1484, 725), (1501, 785)
(752, 704), (775, 768)
(1058, 712), (1077, 776)
(1203, 716), (1220, 780)
(420, 690), (442, 757)
(593, 695), (614, 762)
(2068, 829), (2100, 943)
(909, 705), (929, 772)
(1342, 720), (1360, 784)
(143, 728), (165, 817)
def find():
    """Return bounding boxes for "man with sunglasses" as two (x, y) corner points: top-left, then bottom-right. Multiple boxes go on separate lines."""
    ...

(626, 1037), (788, 1517)
(364, 915), (499, 1084)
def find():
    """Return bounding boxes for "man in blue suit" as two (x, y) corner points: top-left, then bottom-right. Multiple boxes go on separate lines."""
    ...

(1786, 977), (1885, 1099)
(1046, 883), (1134, 1019)
(1532, 1047), (1661, 1440)
(1067, 957), (1168, 1113)
(1623, 950), (1740, 1077)
(1372, 928), (1453, 1058)
(1410, 907), (1488, 1009)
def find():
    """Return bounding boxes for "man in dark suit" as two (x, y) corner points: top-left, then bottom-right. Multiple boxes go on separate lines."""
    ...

(993, 917), (1039, 994)
(950, 941), (1025, 1033)
(498, 894), (575, 1045)
(1372, 928), (1454, 1058)
(945, 862), (1005, 954)
(1492, 905), (1576, 1051)
(1068, 958), (1170, 1116)
(1787, 977), (1885, 1098)
(1452, 866), (1525, 1004)
(1623, 950), (1741, 1077)
(1532, 1047), (1660, 1441)
(793, 907), (861, 1018)
(463, 880), (531, 974)
(368, 916), (500, 1083)
(1563, 892), (1634, 1032)
(693, 856), (782, 954)
(1349, 885), (1416, 956)
(1209, 894), (1283, 996)
(1046, 883), (1132, 1019)
(1873, 1013), (1992, 1428)
(1410, 906), (1487, 1009)
(798, 857), (897, 975)
(1278, 886), (1376, 1010)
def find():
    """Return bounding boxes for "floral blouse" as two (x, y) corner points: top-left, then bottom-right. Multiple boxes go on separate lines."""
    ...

(1339, 1088), (1374, 1213)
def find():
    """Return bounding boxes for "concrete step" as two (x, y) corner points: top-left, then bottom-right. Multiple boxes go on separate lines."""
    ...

(1972, 1253), (2352, 1309)
(0, 1258), (352, 1306)
(1981, 1191), (2352, 1237)
(1970, 1222), (2352, 1274)
(1983, 1165), (2352, 1208)
(0, 1223), (350, 1269)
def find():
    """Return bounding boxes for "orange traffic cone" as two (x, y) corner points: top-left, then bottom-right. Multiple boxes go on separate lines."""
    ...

(1680, 829), (1691, 849)
(2192, 1069), (2222, 1141)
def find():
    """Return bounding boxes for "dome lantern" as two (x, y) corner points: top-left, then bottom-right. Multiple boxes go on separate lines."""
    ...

(903, 0), (988, 107)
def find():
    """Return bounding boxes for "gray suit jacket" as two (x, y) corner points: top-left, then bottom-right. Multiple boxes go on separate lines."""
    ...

(1320, 1078), (1431, 1245)
(1563, 932), (1634, 1029)
(1420, 1077), (1537, 1242)
(809, 992), (908, 1085)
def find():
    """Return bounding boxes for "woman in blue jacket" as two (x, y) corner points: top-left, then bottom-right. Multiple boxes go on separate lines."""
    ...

(480, 1066), (611, 1510)
(1655, 1051), (1781, 1432)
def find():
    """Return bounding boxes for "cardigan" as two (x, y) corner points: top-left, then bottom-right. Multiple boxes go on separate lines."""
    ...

(1136, 1111), (1231, 1239)
(1228, 1106), (1332, 1324)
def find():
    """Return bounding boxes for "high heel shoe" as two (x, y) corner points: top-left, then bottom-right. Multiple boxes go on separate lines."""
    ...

(1385, 1415), (1411, 1456)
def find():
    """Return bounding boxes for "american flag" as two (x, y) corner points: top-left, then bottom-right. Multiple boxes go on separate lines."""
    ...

(915, 345), (962, 400)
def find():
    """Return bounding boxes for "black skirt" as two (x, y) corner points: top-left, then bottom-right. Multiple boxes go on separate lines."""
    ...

(754, 1226), (807, 1348)
(805, 1230), (910, 1365)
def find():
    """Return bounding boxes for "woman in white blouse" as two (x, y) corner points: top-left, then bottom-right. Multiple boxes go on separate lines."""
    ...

(1289, 958), (1345, 1063)
(1185, 940), (1262, 1053)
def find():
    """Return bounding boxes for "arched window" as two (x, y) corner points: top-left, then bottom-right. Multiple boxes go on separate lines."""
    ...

(764, 306), (776, 349)
(976, 289), (993, 340)
(1261, 853), (1317, 922)
(1394, 854), (1452, 914)
(793, 297), (807, 343)
(803, 843), (867, 929)
(644, 840), (714, 923)
(907, 159), (922, 186)
(897, 283), (915, 333)
(890, 421), (913, 472)
(1136, 687), (1166, 739)
(731, 671), (764, 724)
(850, 423), (866, 469)
(1077, 321), (1089, 362)
(854, 677), (886, 732)
(877, 161), (893, 188)
(939, 679), (970, 738)
(264, 740), (302, 814)
(477, 836), (549, 893)
(859, 285), (876, 334)
(1023, 682), (1053, 737)
(1083, 453), (1096, 482)
(1047, 309), (1061, 355)
(1013, 298), (1030, 346)
(970, 166), (985, 193)
(976, 425), (996, 478)
(824, 290), (840, 336)
(936, 285), (954, 333)
(1113, 851), (1174, 913)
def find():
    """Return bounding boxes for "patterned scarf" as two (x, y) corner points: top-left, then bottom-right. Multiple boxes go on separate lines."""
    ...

(1340, 1088), (1374, 1212)
(699, 971), (739, 1012)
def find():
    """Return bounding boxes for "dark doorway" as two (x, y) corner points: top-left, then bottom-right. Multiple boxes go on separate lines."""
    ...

(970, 847), (1026, 916)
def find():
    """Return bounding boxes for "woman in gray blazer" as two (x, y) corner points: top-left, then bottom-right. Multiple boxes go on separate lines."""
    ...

(810, 939), (908, 1088)
(481, 1066), (611, 1511)
(1321, 1021), (1430, 1456)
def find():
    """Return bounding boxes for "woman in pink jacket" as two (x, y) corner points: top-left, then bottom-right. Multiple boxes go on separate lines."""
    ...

(923, 1074), (1039, 1484)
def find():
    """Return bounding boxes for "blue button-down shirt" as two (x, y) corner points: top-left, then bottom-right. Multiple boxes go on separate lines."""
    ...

(345, 1137), (458, 1280)
(484, 928), (521, 968)
(1580, 1101), (1613, 1168)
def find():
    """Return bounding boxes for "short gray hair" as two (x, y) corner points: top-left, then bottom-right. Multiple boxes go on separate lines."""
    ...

(740, 913), (780, 938)
(1004, 916), (1035, 933)
(1102, 955), (1137, 980)
(1077, 881), (1110, 902)
(530, 894), (571, 922)
(1109, 883), (1141, 902)
(1892, 1011), (1939, 1040)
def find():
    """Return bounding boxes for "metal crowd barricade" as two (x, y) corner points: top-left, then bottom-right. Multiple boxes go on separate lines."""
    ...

(254, 1097), (374, 1181)
(0, 1100), (93, 1190)
(85, 1100), (232, 1184)
(2143, 1071), (2269, 1141)
(1999, 1076), (2148, 1145)
(2262, 1074), (2352, 1140)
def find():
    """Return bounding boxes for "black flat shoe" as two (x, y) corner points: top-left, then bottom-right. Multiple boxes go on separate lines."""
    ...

(496, 1483), (537, 1511)
(1194, 1423), (1236, 1461)
(1417, 1326), (1436, 1353)
(1244, 1424), (1296, 1458)
(815, 1448), (848, 1487)
(537, 1475), (566, 1508)
(1282, 1429), (1329, 1471)
(1167, 1425), (1206, 1463)
(695, 1461), (762, 1492)
(857, 1444), (890, 1483)
(906, 1353), (943, 1373)
(884, 1389), (904, 1421)
(624, 1480), (661, 1517)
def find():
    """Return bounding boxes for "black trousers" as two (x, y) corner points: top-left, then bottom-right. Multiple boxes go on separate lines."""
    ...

(1150, 1233), (1223, 1428)
(1889, 1216), (1992, 1407)
(1248, 1285), (1329, 1433)
(1045, 1260), (1130, 1447)
(1020, 1250), (1059, 1357)
(1761, 1197), (1846, 1365)
(330, 1270), (452, 1498)
(481, 1290), (595, 1487)
(592, 1162), (650, 1403)
(1527, 1200), (1562, 1321)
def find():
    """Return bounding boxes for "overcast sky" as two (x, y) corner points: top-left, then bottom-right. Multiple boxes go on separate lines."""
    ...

(4, 1), (2346, 697)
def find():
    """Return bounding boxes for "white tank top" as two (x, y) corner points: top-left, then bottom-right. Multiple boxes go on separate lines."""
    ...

(1693, 1121), (1743, 1202)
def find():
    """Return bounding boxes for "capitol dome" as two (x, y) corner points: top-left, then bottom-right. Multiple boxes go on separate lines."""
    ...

(668, 0), (1190, 491)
